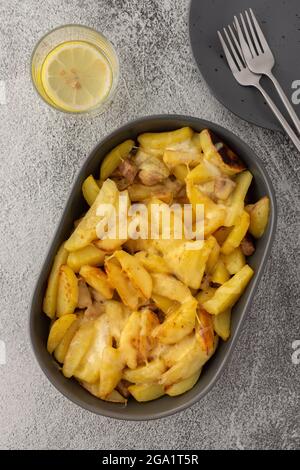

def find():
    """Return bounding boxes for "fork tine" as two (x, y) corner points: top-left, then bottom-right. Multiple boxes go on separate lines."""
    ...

(249, 8), (269, 52)
(239, 13), (256, 57)
(217, 31), (239, 73)
(223, 27), (244, 71)
(227, 24), (244, 63)
(234, 15), (253, 63)
(245, 10), (262, 54)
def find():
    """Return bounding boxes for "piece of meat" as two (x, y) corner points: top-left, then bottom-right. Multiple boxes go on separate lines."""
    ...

(139, 168), (167, 186)
(214, 176), (236, 200)
(241, 234), (255, 256)
(77, 279), (92, 309)
(111, 158), (138, 190)
(116, 380), (131, 398)
(135, 150), (170, 186)
(118, 159), (138, 184)
(84, 301), (105, 320)
(89, 287), (106, 303)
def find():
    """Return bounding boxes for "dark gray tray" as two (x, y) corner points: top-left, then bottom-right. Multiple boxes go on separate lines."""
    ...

(30, 115), (277, 420)
(189, 0), (300, 131)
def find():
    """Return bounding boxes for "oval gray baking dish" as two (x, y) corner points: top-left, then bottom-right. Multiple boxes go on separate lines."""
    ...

(30, 115), (277, 420)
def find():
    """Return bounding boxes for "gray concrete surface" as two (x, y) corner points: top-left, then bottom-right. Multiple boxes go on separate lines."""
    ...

(0, 0), (299, 450)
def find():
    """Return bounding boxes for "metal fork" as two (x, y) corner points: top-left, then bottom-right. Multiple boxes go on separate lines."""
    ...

(218, 26), (300, 152)
(235, 9), (300, 134)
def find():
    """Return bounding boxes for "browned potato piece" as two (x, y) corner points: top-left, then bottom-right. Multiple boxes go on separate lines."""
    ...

(114, 250), (153, 299)
(222, 247), (246, 274)
(100, 139), (134, 181)
(43, 243), (68, 319)
(200, 129), (246, 176)
(74, 315), (112, 383)
(63, 320), (96, 378)
(56, 265), (78, 317)
(151, 273), (193, 303)
(47, 314), (77, 354)
(165, 369), (201, 396)
(99, 347), (124, 398)
(153, 298), (197, 345)
(54, 316), (82, 363)
(81, 381), (127, 403)
(151, 294), (179, 316)
(221, 211), (250, 255)
(82, 175), (100, 206)
(65, 179), (119, 252)
(128, 383), (165, 402)
(213, 308), (231, 341)
(245, 196), (270, 239)
(105, 258), (143, 310)
(211, 259), (230, 285)
(139, 309), (160, 363)
(67, 244), (106, 272)
(138, 127), (193, 149)
(119, 311), (141, 369)
(79, 265), (113, 299)
(203, 265), (254, 315)
(123, 359), (166, 383)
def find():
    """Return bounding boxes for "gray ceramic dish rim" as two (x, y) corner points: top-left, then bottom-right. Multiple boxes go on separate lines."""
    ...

(30, 114), (277, 420)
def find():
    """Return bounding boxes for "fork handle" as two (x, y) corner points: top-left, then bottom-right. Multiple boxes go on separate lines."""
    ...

(256, 83), (300, 152)
(265, 72), (300, 134)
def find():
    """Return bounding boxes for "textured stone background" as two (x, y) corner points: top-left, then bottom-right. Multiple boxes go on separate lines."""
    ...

(0, 0), (299, 450)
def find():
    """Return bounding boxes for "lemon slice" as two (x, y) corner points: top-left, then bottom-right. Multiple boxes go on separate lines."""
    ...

(41, 41), (113, 112)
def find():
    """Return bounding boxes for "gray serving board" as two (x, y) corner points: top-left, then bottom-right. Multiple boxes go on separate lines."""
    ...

(189, 0), (300, 131)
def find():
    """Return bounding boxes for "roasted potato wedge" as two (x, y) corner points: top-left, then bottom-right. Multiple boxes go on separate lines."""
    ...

(128, 382), (165, 402)
(47, 314), (77, 354)
(100, 139), (134, 181)
(160, 336), (218, 387)
(203, 264), (254, 315)
(54, 316), (82, 363)
(165, 369), (201, 396)
(67, 244), (106, 272)
(246, 196), (270, 239)
(63, 320), (96, 378)
(224, 170), (253, 226)
(151, 294), (179, 316)
(200, 129), (246, 176)
(99, 346), (124, 398)
(79, 265), (113, 299)
(114, 250), (152, 299)
(213, 308), (231, 341)
(43, 243), (68, 318)
(119, 311), (141, 369)
(74, 315), (112, 383)
(211, 259), (230, 285)
(56, 265), (78, 317)
(161, 334), (196, 368)
(221, 211), (250, 255)
(153, 298), (197, 345)
(105, 258), (143, 310)
(162, 238), (214, 289)
(123, 359), (166, 384)
(82, 175), (100, 206)
(138, 127), (193, 149)
(139, 309), (160, 363)
(151, 273), (193, 303)
(81, 381), (127, 403)
(65, 179), (119, 252)
(134, 251), (171, 274)
(221, 247), (245, 275)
